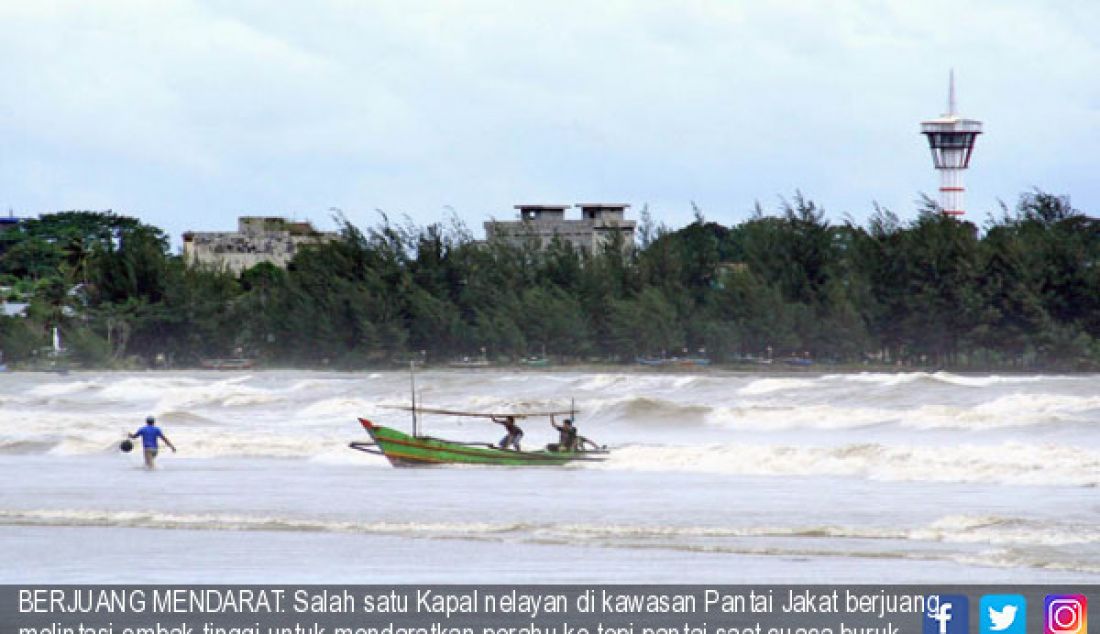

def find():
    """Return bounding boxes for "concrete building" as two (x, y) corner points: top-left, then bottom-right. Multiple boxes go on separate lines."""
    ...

(182, 216), (338, 274)
(484, 203), (636, 253)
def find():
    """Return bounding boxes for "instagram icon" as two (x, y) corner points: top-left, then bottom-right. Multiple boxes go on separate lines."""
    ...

(1046, 595), (1088, 634)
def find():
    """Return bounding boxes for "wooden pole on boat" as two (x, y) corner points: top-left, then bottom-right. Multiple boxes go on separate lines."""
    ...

(410, 361), (418, 437)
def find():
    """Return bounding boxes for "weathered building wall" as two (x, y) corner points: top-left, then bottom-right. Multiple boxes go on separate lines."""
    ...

(182, 216), (338, 274)
(485, 204), (636, 253)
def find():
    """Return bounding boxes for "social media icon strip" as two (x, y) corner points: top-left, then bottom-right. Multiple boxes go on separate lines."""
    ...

(1046, 595), (1088, 634)
(925, 595), (970, 634)
(981, 594), (1026, 634)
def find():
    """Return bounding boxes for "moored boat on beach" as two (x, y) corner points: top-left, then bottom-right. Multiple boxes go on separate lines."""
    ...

(200, 357), (256, 370)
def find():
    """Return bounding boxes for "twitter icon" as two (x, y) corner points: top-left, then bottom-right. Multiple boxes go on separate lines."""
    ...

(982, 595), (1027, 634)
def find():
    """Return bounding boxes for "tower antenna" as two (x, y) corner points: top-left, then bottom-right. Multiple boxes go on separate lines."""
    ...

(921, 70), (982, 217)
(947, 69), (956, 116)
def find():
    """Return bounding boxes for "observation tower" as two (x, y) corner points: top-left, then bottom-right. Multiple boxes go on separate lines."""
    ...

(920, 71), (983, 216)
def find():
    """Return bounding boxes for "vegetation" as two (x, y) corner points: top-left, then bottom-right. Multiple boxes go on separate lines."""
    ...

(1, 191), (1099, 370)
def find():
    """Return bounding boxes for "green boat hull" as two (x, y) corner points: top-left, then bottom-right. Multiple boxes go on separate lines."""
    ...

(352, 418), (607, 467)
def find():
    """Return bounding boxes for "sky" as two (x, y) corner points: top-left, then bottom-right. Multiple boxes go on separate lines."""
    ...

(2, 1), (1098, 248)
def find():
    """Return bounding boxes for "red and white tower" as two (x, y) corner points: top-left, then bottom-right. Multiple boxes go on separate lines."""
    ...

(920, 71), (983, 216)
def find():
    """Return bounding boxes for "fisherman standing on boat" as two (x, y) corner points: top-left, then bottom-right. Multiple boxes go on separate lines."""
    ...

(492, 416), (523, 451)
(129, 416), (176, 469)
(549, 416), (578, 452)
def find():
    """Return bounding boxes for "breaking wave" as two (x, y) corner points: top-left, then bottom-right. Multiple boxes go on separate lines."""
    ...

(3, 508), (1088, 544)
(603, 442), (1100, 487)
(1, 508), (1094, 573)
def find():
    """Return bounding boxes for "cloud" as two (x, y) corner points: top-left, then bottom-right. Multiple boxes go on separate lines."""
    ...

(1, 0), (1098, 242)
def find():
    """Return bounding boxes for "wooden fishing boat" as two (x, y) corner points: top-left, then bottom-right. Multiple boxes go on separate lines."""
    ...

(350, 415), (608, 467)
(350, 365), (607, 467)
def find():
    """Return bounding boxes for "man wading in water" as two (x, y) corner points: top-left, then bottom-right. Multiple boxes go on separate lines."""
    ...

(129, 416), (176, 469)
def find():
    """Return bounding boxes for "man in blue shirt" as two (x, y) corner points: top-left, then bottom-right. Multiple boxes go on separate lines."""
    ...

(129, 416), (176, 469)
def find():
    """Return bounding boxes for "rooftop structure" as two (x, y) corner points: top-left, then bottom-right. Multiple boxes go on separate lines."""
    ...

(0, 210), (23, 232)
(485, 203), (636, 253)
(182, 216), (338, 274)
(920, 71), (983, 216)
(0, 212), (24, 256)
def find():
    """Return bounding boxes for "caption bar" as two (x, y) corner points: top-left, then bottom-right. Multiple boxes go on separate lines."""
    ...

(2, 586), (1092, 634)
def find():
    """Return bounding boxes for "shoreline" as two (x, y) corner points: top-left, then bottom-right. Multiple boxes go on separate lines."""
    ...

(3, 363), (1095, 375)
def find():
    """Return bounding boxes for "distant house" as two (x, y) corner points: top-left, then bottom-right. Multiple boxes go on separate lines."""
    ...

(0, 212), (24, 255)
(0, 302), (29, 318)
(182, 216), (339, 274)
(0, 212), (21, 234)
(485, 203), (636, 253)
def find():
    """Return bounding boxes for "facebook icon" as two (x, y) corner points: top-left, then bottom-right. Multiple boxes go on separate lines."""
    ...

(925, 595), (970, 634)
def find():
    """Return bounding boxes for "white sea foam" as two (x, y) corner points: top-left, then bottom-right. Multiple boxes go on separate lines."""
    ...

(0, 508), (1093, 573)
(821, 373), (927, 386)
(706, 403), (894, 430)
(0, 509), (523, 535)
(737, 378), (818, 395)
(602, 442), (1100, 487)
(97, 376), (205, 401)
(26, 380), (103, 398)
(296, 397), (381, 420)
(3, 508), (1091, 544)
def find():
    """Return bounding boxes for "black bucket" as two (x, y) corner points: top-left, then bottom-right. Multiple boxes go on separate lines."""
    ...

(119, 439), (133, 453)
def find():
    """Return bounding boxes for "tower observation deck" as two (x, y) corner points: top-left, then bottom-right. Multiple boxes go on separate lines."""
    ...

(920, 71), (983, 216)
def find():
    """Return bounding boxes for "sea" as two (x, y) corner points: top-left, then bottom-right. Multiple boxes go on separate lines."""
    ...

(0, 369), (1097, 582)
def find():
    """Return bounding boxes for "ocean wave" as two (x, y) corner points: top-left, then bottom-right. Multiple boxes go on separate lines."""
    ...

(154, 383), (284, 411)
(912, 515), (1100, 546)
(822, 372), (1051, 388)
(0, 509), (526, 536)
(0, 430), (128, 456)
(572, 373), (706, 394)
(4, 508), (1094, 544)
(97, 376), (205, 401)
(26, 380), (104, 398)
(295, 398), (381, 420)
(0, 440), (58, 455)
(737, 378), (818, 395)
(702, 394), (1100, 431)
(706, 403), (894, 430)
(820, 373), (927, 386)
(602, 442), (1100, 487)
(1, 509), (1093, 573)
(153, 410), (216, 425)
(741, 371), (1070, 393)
(619, 396), (710, 421)
(165, 432), (355, 458)
(925, 372), (1053, 388)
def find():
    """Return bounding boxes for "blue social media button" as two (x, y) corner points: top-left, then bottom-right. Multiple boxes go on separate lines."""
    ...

(925, 595), (970, 634)
(981, 595), (1026, 634)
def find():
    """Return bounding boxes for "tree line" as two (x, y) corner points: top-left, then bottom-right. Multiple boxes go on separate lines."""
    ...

(1, 191), (1098, 370)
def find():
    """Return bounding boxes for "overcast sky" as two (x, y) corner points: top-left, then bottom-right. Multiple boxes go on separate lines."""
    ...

(2, 1), (1098, 247)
